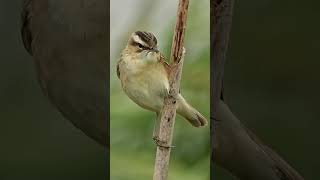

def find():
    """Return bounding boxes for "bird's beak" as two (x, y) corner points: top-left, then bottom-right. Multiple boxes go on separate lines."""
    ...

(151, 48), (159, 53)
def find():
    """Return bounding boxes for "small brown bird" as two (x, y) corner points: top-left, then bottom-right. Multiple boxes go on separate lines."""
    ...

(117, 31), (208, 128)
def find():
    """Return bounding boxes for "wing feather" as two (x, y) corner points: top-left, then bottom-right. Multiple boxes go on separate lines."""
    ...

(116, 61), (121, 78)
(159, 54), (171, 75)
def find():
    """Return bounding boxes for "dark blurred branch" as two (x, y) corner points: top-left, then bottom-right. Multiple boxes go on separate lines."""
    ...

(211, 0), (304, 179)
(153, 0), (189, 180)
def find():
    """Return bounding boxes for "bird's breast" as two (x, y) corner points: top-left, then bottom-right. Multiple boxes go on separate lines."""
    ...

(119, 58), (169, 111)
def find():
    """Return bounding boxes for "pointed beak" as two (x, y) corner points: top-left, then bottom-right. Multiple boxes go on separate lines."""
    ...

(151, 48), (159, 53)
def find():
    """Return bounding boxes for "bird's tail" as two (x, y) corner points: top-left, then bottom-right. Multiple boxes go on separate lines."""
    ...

(177, 95), (208, 127)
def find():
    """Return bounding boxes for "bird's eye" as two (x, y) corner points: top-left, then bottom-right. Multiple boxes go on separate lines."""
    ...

(138, 44), (144, 49)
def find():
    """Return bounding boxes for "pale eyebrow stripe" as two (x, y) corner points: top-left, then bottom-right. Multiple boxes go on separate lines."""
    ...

(132, 35), (148, 47)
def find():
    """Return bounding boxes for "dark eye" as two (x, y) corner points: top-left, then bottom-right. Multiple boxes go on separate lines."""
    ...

(138, 44), (144, 49)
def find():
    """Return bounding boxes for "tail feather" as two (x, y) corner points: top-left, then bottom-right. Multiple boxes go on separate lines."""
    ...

(177, 95), (208, 127)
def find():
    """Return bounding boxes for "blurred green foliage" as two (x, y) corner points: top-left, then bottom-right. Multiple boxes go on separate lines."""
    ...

(110, 0), (210, 179)
(2, 0), (320, 179)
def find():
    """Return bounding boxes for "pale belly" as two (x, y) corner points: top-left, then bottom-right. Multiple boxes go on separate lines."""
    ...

(121, 66), (169, 112)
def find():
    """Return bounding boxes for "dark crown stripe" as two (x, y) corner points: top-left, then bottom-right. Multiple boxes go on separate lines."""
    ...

(135, 31), (157, 47)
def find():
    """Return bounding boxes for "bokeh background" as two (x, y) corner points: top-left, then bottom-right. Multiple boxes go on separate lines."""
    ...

(213, 1), (320, 179)
(1, 0), (320, 180)
(0, 1), (107, 180)
(110, 0), (210, 179)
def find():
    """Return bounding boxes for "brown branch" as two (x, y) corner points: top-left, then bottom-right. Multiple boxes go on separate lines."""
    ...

(153, 0), (189, 180)
(211, 0), (304, 179)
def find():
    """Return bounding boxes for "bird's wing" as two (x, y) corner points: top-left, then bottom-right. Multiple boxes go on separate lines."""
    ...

(159, 54), (171, 75)
(159, 54), (183, 93)
(116, 61), (121, 79)
(117, 55), (123, 79)
(21, 0), (33, 55)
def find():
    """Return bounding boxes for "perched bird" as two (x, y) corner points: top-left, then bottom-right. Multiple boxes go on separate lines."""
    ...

(117, 31), (208, 129)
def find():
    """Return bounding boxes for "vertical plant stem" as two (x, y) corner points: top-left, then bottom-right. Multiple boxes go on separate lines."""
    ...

(153, 0), (189, 180)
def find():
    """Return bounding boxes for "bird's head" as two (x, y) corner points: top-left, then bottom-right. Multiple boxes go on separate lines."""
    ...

(125, 31), (160, 60)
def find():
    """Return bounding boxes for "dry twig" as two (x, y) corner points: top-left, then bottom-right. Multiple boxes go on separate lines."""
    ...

(153, 0), (189, 179)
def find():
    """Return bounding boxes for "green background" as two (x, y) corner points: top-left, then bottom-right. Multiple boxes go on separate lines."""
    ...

(0, 0), (320, 180)
(110, 0), (210, 179)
